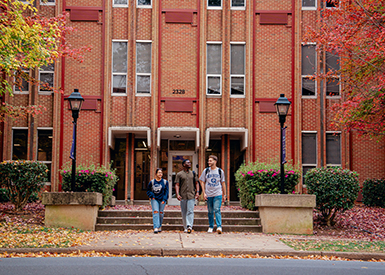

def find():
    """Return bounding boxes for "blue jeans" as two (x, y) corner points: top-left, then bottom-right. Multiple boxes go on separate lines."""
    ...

(150, 199), (166, 229)
(207, 195), (222, 228)
(180, 199), (195, 229)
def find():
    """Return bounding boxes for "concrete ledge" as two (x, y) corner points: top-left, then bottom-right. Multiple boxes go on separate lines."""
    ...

(42, 192), (103, 231)
(255, 194), (316, 235)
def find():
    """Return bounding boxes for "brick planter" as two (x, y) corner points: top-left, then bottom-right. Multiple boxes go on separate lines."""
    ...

(42, 192), (102, 231)
(255, 194), (316, 234)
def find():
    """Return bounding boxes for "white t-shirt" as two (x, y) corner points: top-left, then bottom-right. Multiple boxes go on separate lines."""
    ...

(199, 167), (225, 198)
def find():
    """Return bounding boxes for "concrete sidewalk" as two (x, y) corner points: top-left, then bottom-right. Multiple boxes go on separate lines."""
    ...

(1, 231), (384, 261)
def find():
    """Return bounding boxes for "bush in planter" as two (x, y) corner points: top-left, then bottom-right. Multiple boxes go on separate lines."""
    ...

(235, 160), (300, 210)
(362, 178), (385, 208)
(304, 166), (359, 226)
(60, 163), (118, 208)
(0, 161), (48, 211)
(0, 187), (9, 202)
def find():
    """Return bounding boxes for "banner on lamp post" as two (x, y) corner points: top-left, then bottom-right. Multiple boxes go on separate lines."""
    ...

(70, 123), (75, 160)
(282, 126), (287, 164)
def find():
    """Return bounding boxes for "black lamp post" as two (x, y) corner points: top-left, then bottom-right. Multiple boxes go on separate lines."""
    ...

(274, 94), (291, 194)
(65, 89), (84, 191)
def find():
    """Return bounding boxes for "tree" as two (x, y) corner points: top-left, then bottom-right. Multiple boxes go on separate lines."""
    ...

(304, 0), (385, 137)
(0, 0), (89, 122)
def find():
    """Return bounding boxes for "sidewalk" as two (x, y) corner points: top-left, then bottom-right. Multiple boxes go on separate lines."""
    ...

(1, 230), (384, 261)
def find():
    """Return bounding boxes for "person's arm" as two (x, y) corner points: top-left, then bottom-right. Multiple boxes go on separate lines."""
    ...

(146, 180), (154, 200)
(199, 180), (207, 200)
(221, 181), (226, 203)
(195, 175), (200, 199)
(162, 181), (169, 204)
(175, 174), (182, 201)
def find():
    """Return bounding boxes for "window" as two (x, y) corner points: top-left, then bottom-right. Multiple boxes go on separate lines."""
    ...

(113, 0), (128, 7)
(326, 51), (340, 97)
(302, 0), (316, 9)
(207, 43), (222, 95)
(326, 0), (338, 8)
(37, 129), (53, 182)
(112, 41), (128, 94)
(326, 133), (341, 165)
(301, 44), (316, 97)
(12, 128), (28, 160)
(230, 43), (245, 96)
(208, 0), (221, 9)
(136, 41), (152, 95)
(137, 0), (151, 8)
(14, 68), (29, 94)
(39, 63), (54, 93)
(302, 132), (317, 180)
(231, 0), (245, 9)
(40, 0), (55, 5)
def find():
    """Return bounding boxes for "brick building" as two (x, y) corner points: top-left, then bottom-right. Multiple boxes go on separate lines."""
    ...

(2, 0), (384, 204)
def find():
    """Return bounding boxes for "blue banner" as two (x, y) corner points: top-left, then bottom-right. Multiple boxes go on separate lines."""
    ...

(70, 124), (75, 160)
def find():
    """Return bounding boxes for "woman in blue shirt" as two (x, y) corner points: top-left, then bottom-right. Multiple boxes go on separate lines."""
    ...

(147, 168), (169, 234)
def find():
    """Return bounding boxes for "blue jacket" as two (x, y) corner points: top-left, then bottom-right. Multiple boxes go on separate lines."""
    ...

(147, 178), (169, 202)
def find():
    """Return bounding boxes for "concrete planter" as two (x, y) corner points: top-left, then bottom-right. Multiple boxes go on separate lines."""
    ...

(255, 194), (316, 234)
(42, 192), (102, 231)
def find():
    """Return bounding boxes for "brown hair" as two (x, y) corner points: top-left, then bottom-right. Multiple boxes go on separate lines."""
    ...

(208, 155), (218, 162)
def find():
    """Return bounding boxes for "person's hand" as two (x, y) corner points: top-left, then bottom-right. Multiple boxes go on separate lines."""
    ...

(222, 195), (226, 203)
(195, 193), (199, 199)
(204, 194), (208, 201)
(161, 201), (165, 204)
(176, 194), (182, 201)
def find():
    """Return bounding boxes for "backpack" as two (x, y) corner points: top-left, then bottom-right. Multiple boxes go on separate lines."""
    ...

(204, 167), (222, 178)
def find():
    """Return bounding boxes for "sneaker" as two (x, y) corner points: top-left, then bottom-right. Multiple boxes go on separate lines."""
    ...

(184, 229), (188, 233)
(154, 228), (159, 234)
(158, 227), (162, 233)
(187, 226), (192, 234)
(207, 227), (214, 233)
(217, 227), (222, 234)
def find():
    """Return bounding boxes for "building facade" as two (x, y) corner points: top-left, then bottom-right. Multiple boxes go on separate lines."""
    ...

(2, 0), (384, 204)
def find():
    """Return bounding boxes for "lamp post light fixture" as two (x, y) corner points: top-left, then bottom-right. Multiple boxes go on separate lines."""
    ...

(274, 94), (291, 194)
(65, 89), (84, 192)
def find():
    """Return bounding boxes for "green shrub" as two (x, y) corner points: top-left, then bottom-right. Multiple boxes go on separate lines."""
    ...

(0, 187), (9, 202)
(60, 163), (118, 208)
(0, 161), (48, 211)
(235, 160), (300, 210)
(305, 166), (359, 226)
(362, 178), (385, 208)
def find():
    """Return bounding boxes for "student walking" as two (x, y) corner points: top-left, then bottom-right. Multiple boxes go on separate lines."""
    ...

(147, 168), (169, 234)
(199, 155), (226, 234)
(175, 159), (200, 234)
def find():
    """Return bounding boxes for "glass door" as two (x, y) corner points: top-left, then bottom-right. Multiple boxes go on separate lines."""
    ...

(167, 152), (196, 205)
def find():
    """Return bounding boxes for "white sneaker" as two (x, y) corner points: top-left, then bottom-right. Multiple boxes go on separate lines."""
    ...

(207, 227), (214, 233)
(154, 228), (159, 234)
(184, 229), (188, 233)
(217, 227), (222, 234)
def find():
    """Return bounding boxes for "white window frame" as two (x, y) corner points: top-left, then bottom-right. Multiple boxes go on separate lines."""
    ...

(136, 40), (152, 97)
(301, 43), (317, 98)
(113, 0), (128, 8)
(207, 0), (222, 10)
(40, 0), (55, 6)
(206, 42), (222, 97)
(39, 63), (54, 94)
(302, 131), (317, 186)
(37, 127), (53, 183)
(231, 0), (246, 10)
(326, 76), (341, 99)
(11, 127), (28, 160)
(112, 40), (128, 96)
(302, 0), (317, 10)
(14, 68), (30, 95)
(326, 131), (342, 166)
(230, 42), (245, 98)
(137, 0), (152, 8)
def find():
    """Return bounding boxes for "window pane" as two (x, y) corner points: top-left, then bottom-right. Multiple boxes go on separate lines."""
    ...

(326, 78), (339, 96)
(138, 0), (151, 5)
(45, 163), (52, 183)
(207, 44), (221, 74)
(302, 78), (316, 96)
(208, 0), (221, 7)
(113, 75), (127, 93)
(41, 63), (54, 72)
(231, 77), (244, 95)
(112, 42), (127, 73)
(232, 0), (244, 7)
(326, 0), (338, 8)
(40, 73), (54, 91)
(231, 44), (244, 75)
(12, 129), (28, 160)
(302, 133), (317, 164)
(302, 0), (316, 7)
(136, 43), (152, 74)
(114, 0), (127, 4)
(326, 51), (340, 72)
(207, 76), (220, 95)
(137, 75), (151, 93)
(302, 45), (316, 75)
(326, 133), (341, 165)
(38, 130), (52, 161)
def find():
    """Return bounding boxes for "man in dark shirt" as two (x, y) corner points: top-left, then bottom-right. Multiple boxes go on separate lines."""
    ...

(175, 159), (199, 233)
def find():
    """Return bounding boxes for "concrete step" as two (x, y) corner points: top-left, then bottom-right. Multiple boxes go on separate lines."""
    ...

(95, 224), (262, 232)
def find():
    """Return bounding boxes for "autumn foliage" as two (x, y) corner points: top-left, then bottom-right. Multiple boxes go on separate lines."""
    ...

(304, 0), (385, 137)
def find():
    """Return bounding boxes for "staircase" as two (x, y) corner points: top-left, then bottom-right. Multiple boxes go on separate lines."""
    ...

(96, 209), (262, 232)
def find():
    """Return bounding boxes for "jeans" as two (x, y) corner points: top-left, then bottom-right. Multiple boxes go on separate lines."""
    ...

(207, 195), (222, 229)
(150, 199), (166, 229)
(180, 199), (195, 229)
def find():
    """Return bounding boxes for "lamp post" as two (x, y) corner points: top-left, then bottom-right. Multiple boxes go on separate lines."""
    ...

(274, 94), (291, 194)
(65, 89), (84, 191)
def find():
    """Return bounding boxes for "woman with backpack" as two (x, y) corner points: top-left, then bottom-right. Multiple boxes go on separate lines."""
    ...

(147, 168), (169, 234)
